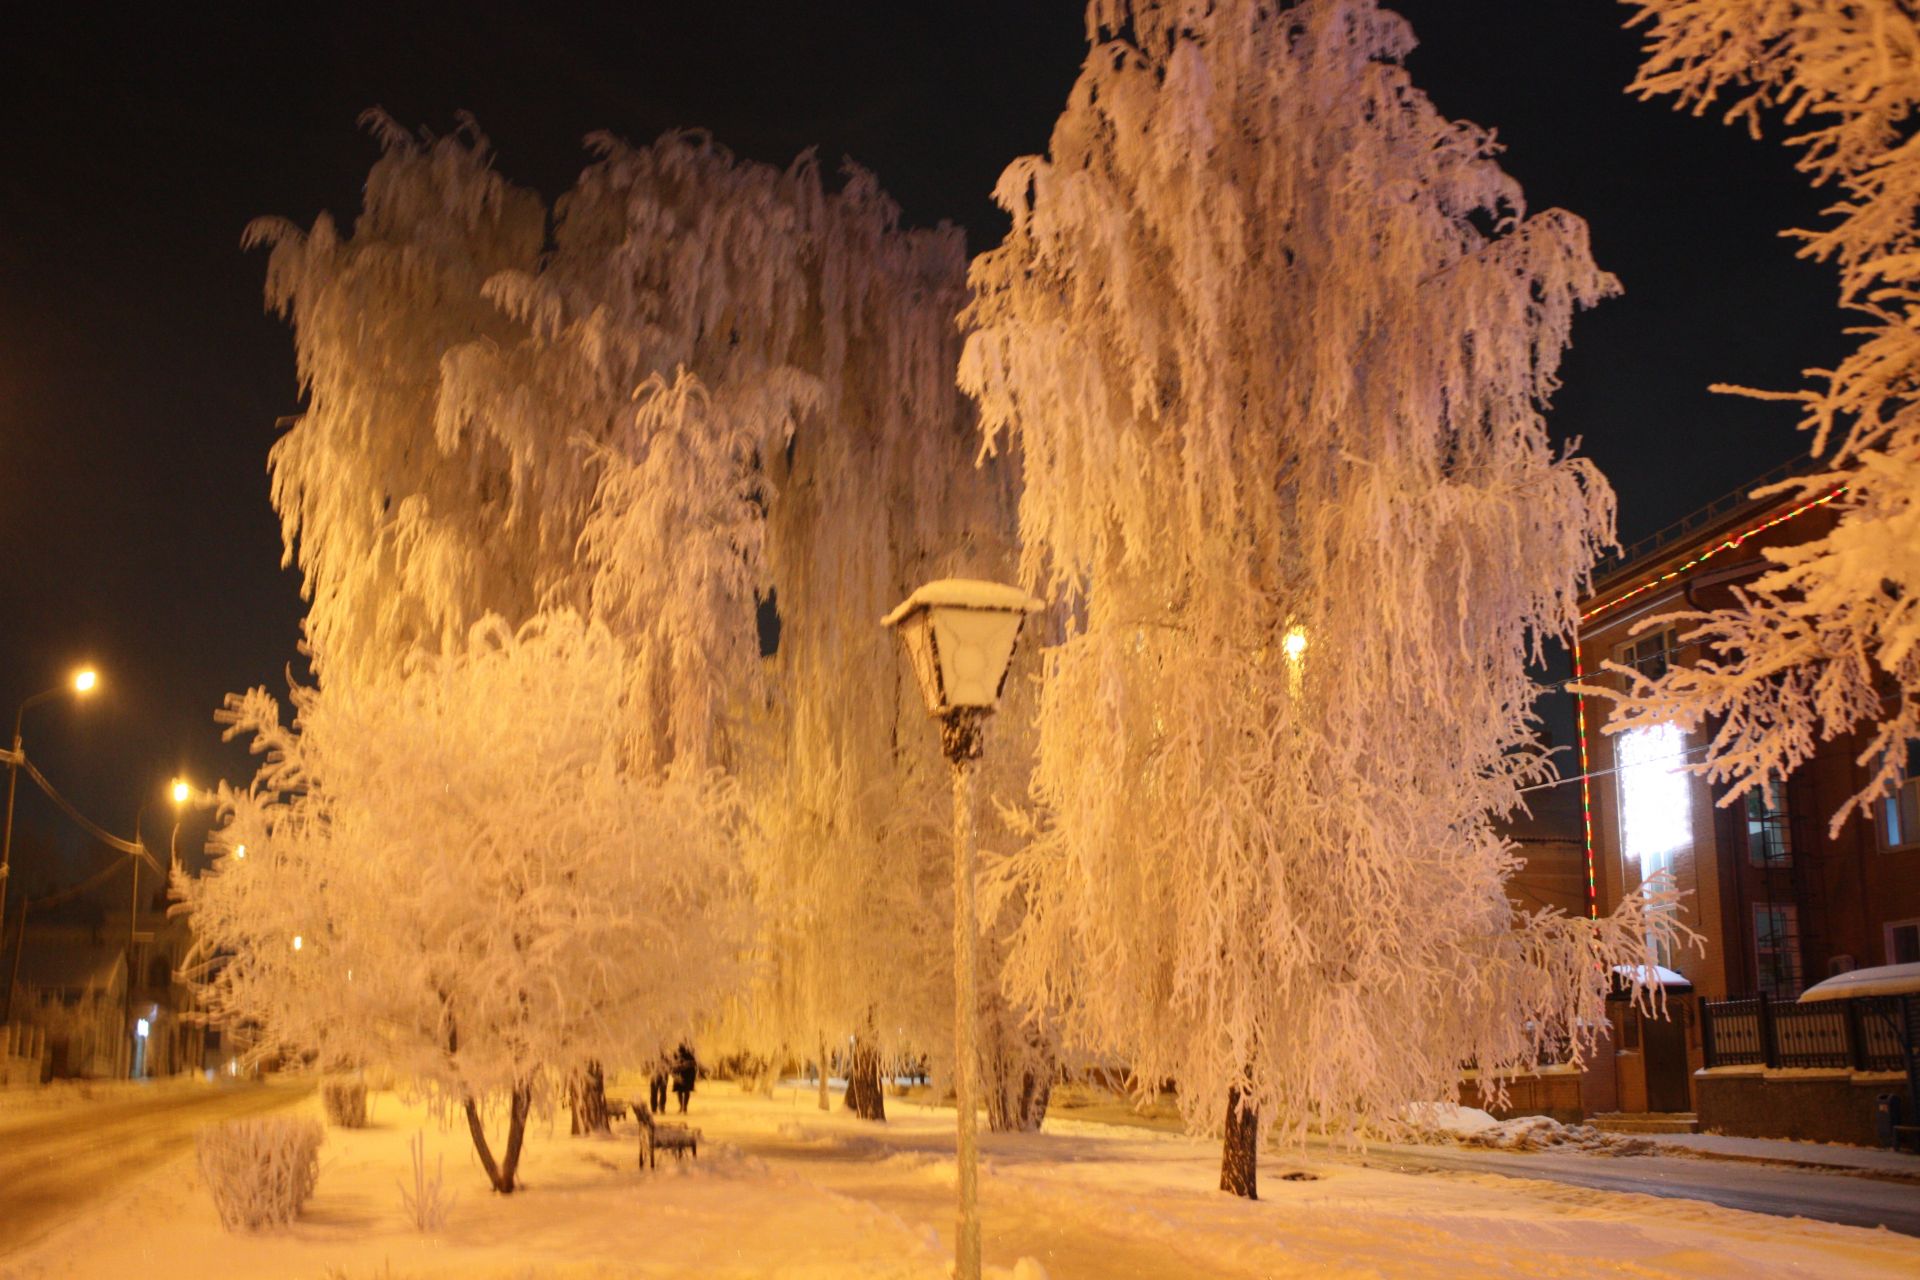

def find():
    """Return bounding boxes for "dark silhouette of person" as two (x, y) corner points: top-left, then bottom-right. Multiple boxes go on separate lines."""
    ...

(671, 1043), (697, 1114)
(649, 1056), (670, 1115)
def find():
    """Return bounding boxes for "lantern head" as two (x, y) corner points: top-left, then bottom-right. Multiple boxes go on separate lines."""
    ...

(882, 578), (1043, 718)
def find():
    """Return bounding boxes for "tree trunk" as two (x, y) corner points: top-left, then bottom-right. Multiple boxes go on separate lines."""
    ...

(981, 1000), (1053, 1133)
(569, 1060), (610, 1135)
(816, 1034), (830, 1111)
(1219, 1085), (1258, 1200)
(466, 1083), (533, 1194)
(843, 1033), (886, 1121)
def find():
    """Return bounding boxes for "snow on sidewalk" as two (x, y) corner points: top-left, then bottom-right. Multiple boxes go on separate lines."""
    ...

(6, 1084), (1920, 1278)
(1648, 1131), (1920, 1178)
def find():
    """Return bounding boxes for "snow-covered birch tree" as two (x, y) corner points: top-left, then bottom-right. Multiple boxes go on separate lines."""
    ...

(1601, 0), (1920, 831)
(961, 0), (1686, 1198)
(245, 115), (1041, 1124)
(694, 159), (1036, 1124)
(185, 613), (746, 1193)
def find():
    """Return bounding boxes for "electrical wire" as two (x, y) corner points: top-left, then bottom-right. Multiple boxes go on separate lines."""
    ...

(11, 752), (157, 868)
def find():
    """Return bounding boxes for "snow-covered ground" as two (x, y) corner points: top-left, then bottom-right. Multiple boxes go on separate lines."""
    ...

(7, 1080), (1920, 1279)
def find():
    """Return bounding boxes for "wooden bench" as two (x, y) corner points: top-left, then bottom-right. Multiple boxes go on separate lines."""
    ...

(635, 1104), (701, 1169)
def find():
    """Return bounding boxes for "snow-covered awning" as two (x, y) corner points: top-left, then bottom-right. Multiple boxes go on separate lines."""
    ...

(1797, 962), (1920, 1004)
(1611, 964), (1693, 991)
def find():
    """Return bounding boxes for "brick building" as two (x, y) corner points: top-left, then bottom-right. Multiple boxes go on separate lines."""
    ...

(1573, 468), (1920, 1132)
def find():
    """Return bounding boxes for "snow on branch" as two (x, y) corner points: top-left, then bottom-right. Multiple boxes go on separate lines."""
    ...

(185, 612), (749, 1113)
(1607, 1), (1920, 827)
(964, 0), (1672, 1144)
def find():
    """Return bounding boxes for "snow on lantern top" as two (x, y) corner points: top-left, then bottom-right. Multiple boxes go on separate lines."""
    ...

(882, 579), (1043, 717)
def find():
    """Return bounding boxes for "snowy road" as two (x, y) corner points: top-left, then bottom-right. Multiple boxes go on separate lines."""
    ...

(1340, 1142), (1920, 1238)
(0, 1078), (313, 1257)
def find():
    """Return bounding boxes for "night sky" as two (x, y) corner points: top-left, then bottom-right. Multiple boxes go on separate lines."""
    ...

(0, 3), (1845, 897)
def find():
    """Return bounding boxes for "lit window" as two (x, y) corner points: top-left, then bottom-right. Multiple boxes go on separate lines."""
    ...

(1618, 724), (1691, 875)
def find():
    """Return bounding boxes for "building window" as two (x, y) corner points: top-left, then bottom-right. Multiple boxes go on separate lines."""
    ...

(1616, 629), (1675, 682)
(1745, 781), (1792, 868)
(1755, 903), (1803, 998)
(1878, 742), (1920, 852)
(1888, 919), (1920, 967)
(1618, 723), (1692, 877)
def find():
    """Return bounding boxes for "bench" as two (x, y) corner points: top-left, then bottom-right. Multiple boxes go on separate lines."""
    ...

(635, 1103), (701, 1169)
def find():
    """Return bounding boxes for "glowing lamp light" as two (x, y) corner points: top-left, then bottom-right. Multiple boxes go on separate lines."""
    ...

(72, 668), (99, 694)
(1282, 626), (1308, 662)
(232, 845), (246, 860)
(1617, 723), (1692, 869)
(292, 935), (304, 952)
(135, 1018), (149, 1039)
(881, 579), (1042, 718)
(170, 778), (191, 806)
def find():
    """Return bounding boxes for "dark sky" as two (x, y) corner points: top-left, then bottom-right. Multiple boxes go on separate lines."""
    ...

(0, 2), (1843, 895)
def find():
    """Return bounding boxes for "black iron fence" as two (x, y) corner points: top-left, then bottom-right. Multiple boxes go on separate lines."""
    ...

(1702, 993), (1910, 1072)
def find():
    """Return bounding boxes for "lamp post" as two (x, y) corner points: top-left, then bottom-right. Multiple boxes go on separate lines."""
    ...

(883, 578), (1040, 1280)
(125, 777), (189, 1077)
(1, 667), (99, 1020)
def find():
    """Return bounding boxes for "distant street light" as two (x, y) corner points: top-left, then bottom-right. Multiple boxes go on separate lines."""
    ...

(1, 666), (101, 1018)
(125, 777), (191, 1077)
(884, 578), (1041, 1280)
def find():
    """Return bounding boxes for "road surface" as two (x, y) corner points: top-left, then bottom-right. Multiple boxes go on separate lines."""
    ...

(1333, 1141), (1920, 1237)
(0, 1078), (312, 1256)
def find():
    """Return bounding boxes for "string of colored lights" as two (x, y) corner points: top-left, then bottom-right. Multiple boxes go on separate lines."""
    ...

(1580, 485), (1848, 626)
(1570, 482), (1848, 921)
(1575, 643), (1596, 918)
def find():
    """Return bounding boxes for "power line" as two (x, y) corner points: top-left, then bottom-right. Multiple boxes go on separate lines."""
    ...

(1517, 743), (1710, 795)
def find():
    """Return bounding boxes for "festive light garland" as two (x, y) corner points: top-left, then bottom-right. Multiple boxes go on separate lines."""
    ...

(1580, 486), (1848, 626)
(1571, 483), (1848, 919)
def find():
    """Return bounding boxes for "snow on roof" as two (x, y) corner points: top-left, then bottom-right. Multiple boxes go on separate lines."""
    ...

(881, 578), (1043, 627)
(1611, 964), (1693, 990)
(1797, 961), (1920, 1003)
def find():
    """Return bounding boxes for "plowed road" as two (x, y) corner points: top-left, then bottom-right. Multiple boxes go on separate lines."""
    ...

(0, 1079), (312, 1256)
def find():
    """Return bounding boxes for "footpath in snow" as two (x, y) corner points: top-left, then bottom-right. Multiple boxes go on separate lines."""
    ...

(6, 1081), (1920, 1279)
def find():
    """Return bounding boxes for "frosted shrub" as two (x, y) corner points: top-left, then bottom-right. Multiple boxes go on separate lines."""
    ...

(197, 1115), (323, 1230)
(321, 1078), (368, 1128)
(397, 1131), (455, 1232)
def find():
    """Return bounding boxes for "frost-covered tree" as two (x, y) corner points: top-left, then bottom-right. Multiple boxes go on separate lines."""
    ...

(729, 168), (1035, 1124)
(251, 117), (808, 720)
(961, 0), (1684, 1198)
(1603, 1), (1920, 829)
(250, 115), (1041, 1122)
(185, 614), (745, 1193)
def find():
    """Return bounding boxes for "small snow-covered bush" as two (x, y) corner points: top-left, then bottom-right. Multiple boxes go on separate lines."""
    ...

(397, 1130), (455, 1232)
(322, 1078), (368, 1128)
(197, 1115), (323, 1230)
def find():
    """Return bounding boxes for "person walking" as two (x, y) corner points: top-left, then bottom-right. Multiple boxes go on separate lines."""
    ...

(671, 1043), (697, 1114)
(649, 1057), (670, 1116)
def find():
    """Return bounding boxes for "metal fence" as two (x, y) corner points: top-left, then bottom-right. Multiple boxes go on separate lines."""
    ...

(1702, 993), (1912, 1072)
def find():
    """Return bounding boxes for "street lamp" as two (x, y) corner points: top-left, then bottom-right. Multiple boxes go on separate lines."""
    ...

(125, 777), (190, 1077)
(2, 666), (101, 1008)
(883, 578), (1041, 1280)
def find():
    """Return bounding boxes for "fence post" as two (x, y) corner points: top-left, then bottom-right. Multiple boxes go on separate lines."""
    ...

(1700, 1000), (1717, 1069)
(1757, 993), (1776, 1069)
